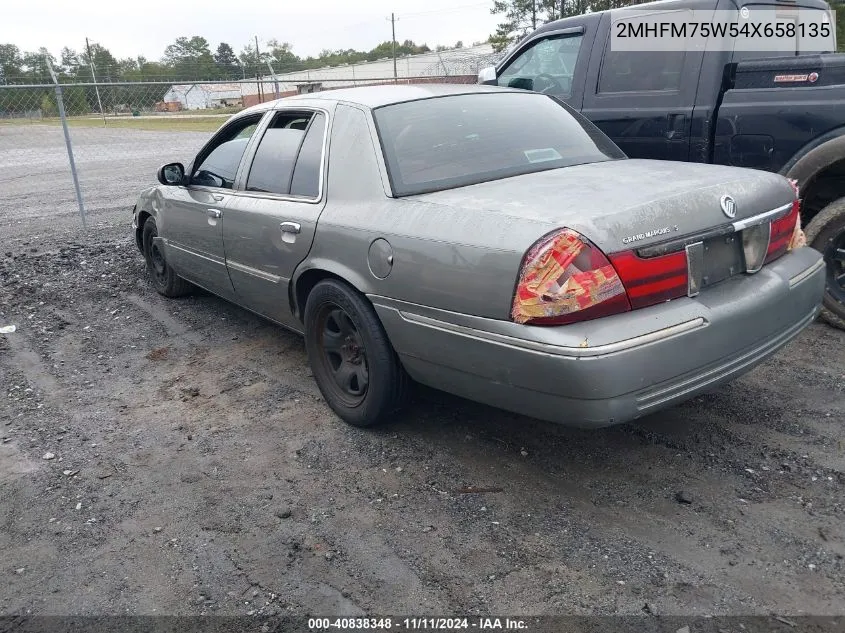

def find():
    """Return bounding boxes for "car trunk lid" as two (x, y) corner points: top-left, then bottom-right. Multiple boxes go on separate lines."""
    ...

(407, 158), (795, 256)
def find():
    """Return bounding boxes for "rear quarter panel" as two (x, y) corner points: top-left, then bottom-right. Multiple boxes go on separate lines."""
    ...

(298, 103), (555, 320)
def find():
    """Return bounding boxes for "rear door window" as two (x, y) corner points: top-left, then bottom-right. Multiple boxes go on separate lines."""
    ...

(245, 111), (326, 197)
(290, 112), (327, 198)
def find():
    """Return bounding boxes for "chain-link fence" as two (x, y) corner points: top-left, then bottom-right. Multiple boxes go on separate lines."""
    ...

(0, 71), (494, 230)
(1, 80), (215, 228)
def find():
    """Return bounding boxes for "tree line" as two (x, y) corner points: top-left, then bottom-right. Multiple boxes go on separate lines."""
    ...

(0, 37), (451, 85)
(1, 0), (842, 85)
(0, 3), (708, 85)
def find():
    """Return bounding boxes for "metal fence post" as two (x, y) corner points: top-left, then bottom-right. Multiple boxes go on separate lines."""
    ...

(46, 57), (87, 229)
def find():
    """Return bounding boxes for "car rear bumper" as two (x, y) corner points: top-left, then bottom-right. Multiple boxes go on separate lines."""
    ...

(371, 247), (825, 428)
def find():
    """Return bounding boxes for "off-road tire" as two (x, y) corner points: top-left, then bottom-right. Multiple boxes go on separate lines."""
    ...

(805, 197), (845, 330)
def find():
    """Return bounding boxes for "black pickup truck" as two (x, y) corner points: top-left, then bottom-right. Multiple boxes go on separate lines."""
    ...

(480, 0), (845, 328)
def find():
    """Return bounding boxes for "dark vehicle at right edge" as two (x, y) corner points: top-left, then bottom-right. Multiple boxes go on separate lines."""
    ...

(480, 0), (845, 328)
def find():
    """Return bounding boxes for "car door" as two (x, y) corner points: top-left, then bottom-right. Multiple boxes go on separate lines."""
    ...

(495, 27), (590, 108)
(221, 107), (330, 329)
(580, 12), (704, 162)
(162, 113), (264, 300)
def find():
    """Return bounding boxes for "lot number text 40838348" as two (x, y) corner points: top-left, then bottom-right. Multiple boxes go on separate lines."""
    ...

(308, 618), (529, 630)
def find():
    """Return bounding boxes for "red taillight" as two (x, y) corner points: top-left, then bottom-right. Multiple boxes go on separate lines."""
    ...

(512, 193), (806, 326)
(511, 229), (631, 326)
(765, 199), (802, 264)
(608, 249), (689, 309)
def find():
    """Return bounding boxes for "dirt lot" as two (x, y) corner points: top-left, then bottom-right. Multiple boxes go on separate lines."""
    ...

(1, 125), (845, 618)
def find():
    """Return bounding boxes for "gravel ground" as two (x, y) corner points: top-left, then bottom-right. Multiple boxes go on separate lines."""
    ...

(1, 125), (845, 618)
(1, 123), (207, 224)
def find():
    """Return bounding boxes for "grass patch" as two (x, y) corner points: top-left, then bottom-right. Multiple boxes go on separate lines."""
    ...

(167, 106), (244, 116)
(0, 116), (227, 132)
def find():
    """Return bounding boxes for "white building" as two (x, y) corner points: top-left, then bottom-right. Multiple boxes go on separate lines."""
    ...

(163, 45), (502, 109)
(162, 83), (244, 110)
(248, 44), (500, 98)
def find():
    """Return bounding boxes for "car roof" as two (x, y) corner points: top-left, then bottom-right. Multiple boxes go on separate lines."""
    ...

(241, 84), (525, 115)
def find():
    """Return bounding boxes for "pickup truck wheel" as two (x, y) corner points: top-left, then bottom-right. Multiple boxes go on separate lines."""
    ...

(304, 279), (409, 427)
(804, 197), (845, 330)
(142, 218), (192, 298)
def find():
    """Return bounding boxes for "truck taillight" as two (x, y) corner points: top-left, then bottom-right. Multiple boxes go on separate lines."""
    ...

(765, 199), (802, 264)
(511, 229), (630, 326)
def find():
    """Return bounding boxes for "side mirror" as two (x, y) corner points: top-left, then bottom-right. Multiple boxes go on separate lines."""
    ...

(157, 162), (185, 186)
(478, 66), (497, 85)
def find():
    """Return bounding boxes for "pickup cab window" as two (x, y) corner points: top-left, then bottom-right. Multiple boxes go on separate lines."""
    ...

(598, 49), (686, 93)
(497, 34), (585, 98)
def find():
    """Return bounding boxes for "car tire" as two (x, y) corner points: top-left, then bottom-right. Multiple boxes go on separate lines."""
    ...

(304, 279), (408, 427)
(142, 217), (192, 298)
(805, 196), (845, 331)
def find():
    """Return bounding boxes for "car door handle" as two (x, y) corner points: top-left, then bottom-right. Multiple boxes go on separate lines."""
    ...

(207, 208), (222, 219)
(280, 222), (301, 234)
(211, 194), (225, 202)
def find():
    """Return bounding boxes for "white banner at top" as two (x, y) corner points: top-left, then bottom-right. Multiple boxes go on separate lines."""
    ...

(609, 7), (836, 53)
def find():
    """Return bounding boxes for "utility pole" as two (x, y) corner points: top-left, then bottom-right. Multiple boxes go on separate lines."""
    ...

(531, 0), (537, 29)
(85, 37), (106, 126)
(390, 13), (397, 82)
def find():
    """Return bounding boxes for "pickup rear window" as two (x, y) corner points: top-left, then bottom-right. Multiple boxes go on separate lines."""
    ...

(373, 92), (626, 197)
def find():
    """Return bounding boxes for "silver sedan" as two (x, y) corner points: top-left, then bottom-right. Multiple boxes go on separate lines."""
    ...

(132, 85), (824, 428)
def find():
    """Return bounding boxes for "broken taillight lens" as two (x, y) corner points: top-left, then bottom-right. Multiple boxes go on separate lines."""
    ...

(511, 229), (631, 325)
(765, 199), (802, 264)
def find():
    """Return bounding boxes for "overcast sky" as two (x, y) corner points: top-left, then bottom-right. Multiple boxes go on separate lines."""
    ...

(4, 0), (501, 60)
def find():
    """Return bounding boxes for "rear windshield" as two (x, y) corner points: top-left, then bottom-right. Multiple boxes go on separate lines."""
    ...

(373, 92), (626, 196)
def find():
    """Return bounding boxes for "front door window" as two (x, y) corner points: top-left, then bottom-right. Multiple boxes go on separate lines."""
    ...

(497, 34), (584, 97)
(191, 117), (261, 189)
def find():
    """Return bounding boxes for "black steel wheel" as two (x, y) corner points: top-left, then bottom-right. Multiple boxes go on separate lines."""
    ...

(142, 218), (191, 298)
(805, 197), (845, 330)
(304, 279), (408, 427)
(317, 306), (370, 407)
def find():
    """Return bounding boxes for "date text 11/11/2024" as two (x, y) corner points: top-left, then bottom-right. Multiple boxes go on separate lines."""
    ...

(308, 618), (529, 630)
